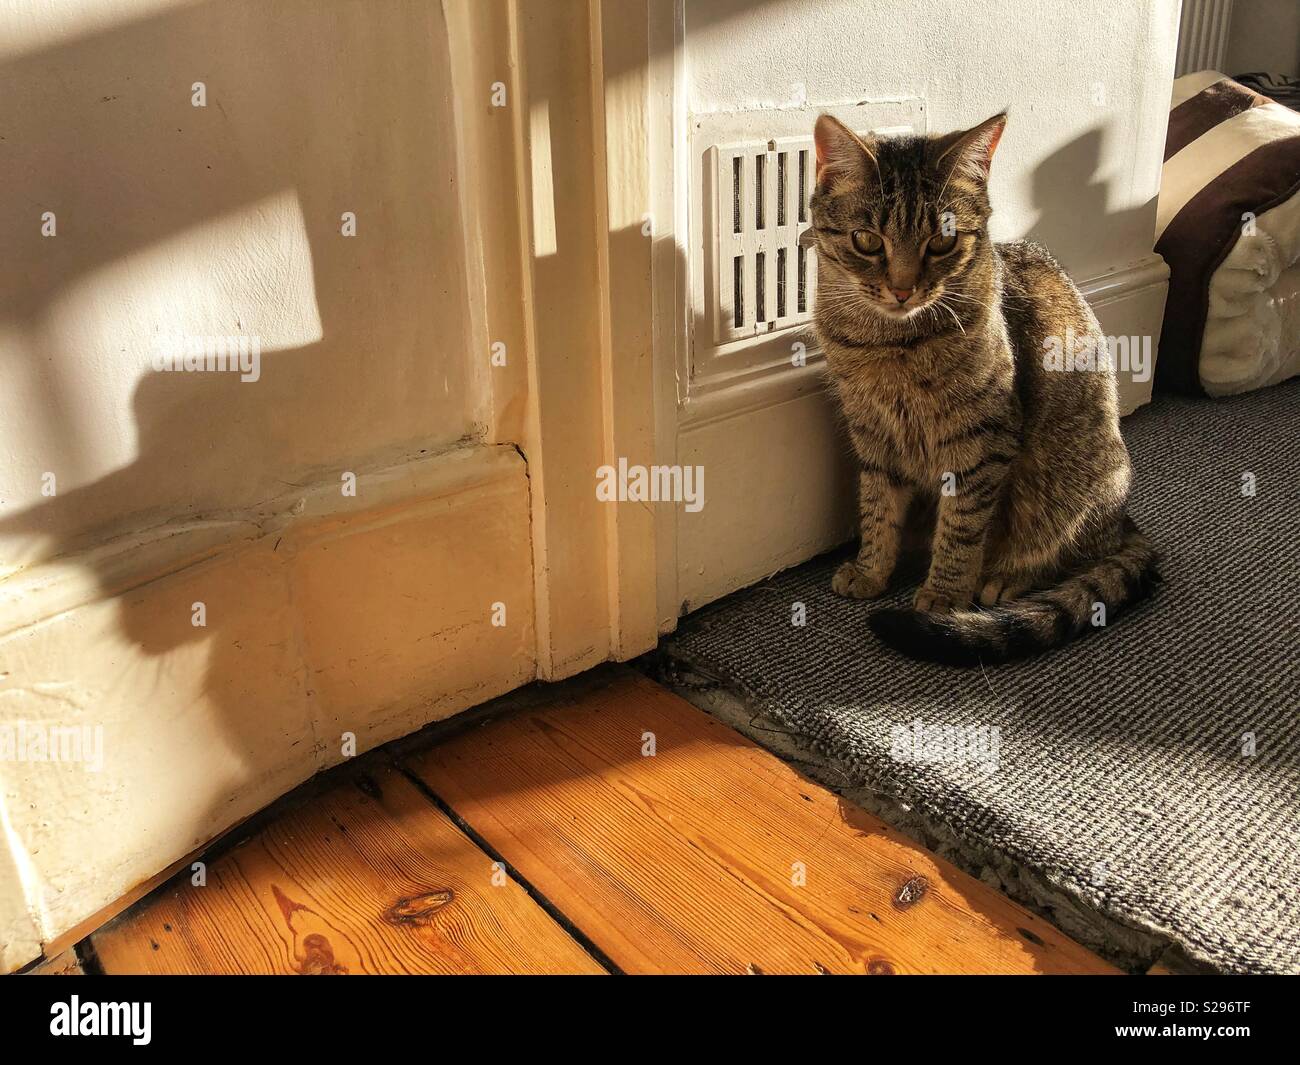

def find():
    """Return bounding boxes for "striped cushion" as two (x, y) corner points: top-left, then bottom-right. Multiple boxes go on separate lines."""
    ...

(1156, 72), (1300, 396)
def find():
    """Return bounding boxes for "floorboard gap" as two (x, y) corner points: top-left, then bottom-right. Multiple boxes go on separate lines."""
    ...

(393, 762), (624, 976)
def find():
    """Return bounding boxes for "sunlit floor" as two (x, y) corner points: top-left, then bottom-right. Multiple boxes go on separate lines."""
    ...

(74, 669), (1113, 975)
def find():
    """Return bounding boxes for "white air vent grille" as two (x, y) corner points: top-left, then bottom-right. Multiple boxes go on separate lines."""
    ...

(707, 137), (818, 344)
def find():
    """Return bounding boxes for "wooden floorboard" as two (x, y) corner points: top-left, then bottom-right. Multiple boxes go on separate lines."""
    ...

(92, 763), (603, 975)
(91, 669), (1116, 975)
(403, 670), (1117, 975)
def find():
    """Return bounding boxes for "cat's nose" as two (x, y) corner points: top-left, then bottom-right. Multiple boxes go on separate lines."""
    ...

(890, 287), (915, 304)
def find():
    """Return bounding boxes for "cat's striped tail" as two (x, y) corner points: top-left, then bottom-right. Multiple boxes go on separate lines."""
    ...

(867, 517), (1160, 666)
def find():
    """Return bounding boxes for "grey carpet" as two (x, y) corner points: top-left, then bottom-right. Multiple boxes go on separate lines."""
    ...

(665, 378), (1300, 974)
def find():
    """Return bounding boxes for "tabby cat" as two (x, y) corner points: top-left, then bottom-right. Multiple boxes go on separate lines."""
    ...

(809, 112), (1158, 664)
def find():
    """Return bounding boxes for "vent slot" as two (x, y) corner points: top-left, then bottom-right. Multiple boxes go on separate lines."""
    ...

(732, 156), (742, 234)
(732, 256), (744, 327)
(798, 245), (808, 314)
(798, 149), (808, 223)
(777, 152), (788, 227)
(777, 247), (787, 318)
(710, 137), (818, 343)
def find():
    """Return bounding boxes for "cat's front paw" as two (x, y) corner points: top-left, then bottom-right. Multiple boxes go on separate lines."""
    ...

(978, 577), (1028, 606)
(832, 561), (888, 600)
(913, 586), (964, 614)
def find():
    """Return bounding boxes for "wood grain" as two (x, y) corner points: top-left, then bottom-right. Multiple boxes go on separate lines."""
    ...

(404, 670), (1117, 975)
(92, 765), (603, 975)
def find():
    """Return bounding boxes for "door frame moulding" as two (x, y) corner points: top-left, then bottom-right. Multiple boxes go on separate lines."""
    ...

(593, 0), (661, 660)
(458, 0), (660, 676)
(648, 0), (689, 633)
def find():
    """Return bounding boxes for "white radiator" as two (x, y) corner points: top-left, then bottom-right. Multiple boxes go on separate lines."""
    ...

(1175, 0), (1235, 76)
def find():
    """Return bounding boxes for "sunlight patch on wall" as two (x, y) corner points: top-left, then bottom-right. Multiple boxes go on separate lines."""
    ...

(530, 100), (558, 257)
(0, 0), (210, 62)
(0, 0), (207, 62)
(33, 188), (322, 487)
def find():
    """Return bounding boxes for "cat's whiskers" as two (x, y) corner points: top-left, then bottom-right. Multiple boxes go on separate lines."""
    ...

(933, 288), (982, 307)
(933, 296), (967, 336)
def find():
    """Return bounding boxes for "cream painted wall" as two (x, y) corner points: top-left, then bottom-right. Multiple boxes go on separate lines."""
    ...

(1225, 0), (1300, 77)
(0, 0), (485, 573)
(685, 0), (1179, 281)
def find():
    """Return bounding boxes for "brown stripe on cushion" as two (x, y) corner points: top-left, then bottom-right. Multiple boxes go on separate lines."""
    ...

(1164, 78), (1271, 162)
(1155, 135), (1300, 395)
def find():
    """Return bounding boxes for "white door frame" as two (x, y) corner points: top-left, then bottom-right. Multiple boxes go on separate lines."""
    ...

(456, 0), (661, 675)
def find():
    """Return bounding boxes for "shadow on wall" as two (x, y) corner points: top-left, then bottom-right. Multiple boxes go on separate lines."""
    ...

(1024, 125), (1159, 277)
(1, 0), (476, 562)
(0, 0), (479, 901)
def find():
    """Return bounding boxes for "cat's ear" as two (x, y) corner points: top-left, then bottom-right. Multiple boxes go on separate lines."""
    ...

(814, 114), (875, 187)
(934, 112), (1007, 181)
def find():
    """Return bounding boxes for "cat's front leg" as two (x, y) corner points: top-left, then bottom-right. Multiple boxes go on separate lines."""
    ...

(915, 454), (1011, 613)
(833, 467), (913, 599)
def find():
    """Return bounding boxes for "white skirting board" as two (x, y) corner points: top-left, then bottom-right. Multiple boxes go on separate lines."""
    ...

(1078, 253), (1171, 416)
(0, 443), (536, 973)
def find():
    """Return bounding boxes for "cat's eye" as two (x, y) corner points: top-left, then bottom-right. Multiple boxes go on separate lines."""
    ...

(850, 230), (884, 256)
(927, 232), (959, 256)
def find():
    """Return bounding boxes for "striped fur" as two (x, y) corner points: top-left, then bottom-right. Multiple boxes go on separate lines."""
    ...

(811, 113), (1159, 665)
(868, 517), (1160, 665)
